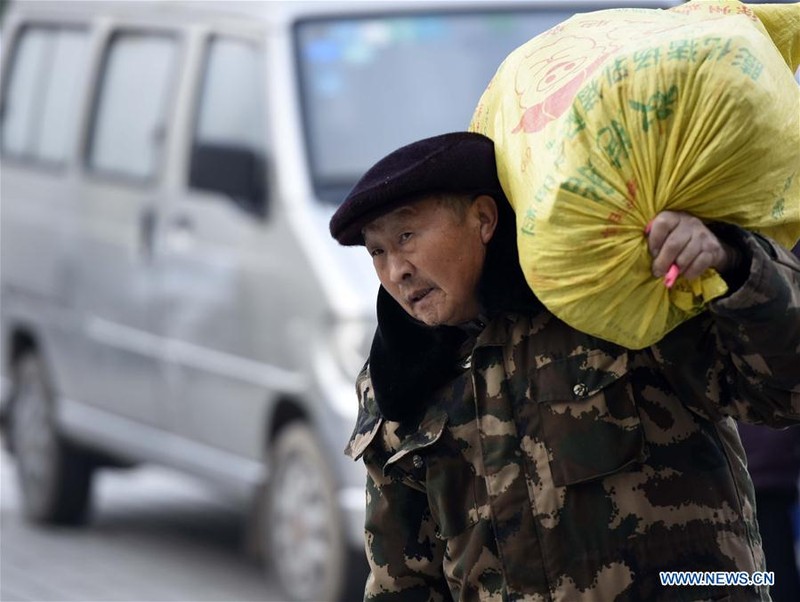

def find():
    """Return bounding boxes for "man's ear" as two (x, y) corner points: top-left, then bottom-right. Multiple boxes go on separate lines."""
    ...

(473, 194), (499, 244)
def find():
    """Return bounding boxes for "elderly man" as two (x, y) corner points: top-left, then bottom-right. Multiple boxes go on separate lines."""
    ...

(329, 132), (800, 601)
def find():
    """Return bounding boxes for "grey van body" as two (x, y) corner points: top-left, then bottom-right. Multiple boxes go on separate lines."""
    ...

(0, 1), (675, 600)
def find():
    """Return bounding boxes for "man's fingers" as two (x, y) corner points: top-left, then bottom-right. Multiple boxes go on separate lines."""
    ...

(679, 251), (712, 281)
(652, 225), (691, 277)
(645, 212), (681, 258)
(645, 211), (731, 283)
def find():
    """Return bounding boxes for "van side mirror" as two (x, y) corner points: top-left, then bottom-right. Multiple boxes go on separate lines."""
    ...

(189, 143), (267, 218)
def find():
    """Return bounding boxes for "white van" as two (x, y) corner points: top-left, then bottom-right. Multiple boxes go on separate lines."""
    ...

(0, 1), (675, 600)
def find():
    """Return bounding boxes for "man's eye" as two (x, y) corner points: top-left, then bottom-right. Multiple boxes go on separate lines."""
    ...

(369, 248), (384, 258)
(399, 232), (412, 243)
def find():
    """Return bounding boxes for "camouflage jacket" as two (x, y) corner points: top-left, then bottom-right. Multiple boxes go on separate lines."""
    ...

(345, 230), (800, 602)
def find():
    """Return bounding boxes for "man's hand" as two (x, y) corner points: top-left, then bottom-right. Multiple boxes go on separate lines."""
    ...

(646, 211), (739, 282)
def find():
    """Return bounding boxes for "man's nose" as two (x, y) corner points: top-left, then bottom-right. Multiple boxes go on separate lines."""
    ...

(387, 253), (413, 283)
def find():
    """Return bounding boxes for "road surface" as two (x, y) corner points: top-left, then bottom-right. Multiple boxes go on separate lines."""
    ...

(0, 445), (288, 601)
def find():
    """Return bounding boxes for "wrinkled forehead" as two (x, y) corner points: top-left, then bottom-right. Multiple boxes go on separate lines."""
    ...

(361, 198), (429, 245)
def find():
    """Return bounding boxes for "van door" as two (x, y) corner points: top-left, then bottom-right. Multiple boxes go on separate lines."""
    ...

(151, 33), (303, 475)
(72, 29), (180, 427)
(0, 23), (93, 403)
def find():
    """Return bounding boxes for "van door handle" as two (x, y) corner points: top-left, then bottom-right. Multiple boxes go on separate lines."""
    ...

(140, 205), (158, 259)
(169, 214), (194, 233)
(165, 214), (195, 252)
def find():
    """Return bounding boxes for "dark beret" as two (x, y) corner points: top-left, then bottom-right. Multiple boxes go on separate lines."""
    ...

(329, 132), (503, 246)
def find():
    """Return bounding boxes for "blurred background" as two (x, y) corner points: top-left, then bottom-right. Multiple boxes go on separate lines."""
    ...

(0, 1), (798, 601)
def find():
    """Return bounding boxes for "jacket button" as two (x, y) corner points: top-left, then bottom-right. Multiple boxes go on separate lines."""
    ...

(573, 383), (589, 398)
(412, 454), (424, 469)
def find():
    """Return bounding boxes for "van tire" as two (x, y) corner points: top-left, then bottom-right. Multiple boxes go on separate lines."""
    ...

(264, 423), (367, 602)
(10, 353), (94, 525)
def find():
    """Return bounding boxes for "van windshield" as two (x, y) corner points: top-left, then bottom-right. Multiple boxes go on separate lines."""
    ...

(295, 9), (575, 204)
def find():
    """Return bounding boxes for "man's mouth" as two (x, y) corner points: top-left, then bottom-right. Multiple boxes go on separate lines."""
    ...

(408, 288), (433, 305)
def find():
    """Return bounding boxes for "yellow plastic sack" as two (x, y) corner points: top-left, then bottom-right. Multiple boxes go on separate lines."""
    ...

(470, 0), (800, 349)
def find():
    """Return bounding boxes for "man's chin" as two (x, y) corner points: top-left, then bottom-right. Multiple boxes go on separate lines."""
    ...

(415, 315), (439, 327)
(411, 309), (442, 327)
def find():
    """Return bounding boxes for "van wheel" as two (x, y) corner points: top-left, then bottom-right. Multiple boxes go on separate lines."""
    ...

(264, 423), (367, 602)
(10, 354), (94, 525)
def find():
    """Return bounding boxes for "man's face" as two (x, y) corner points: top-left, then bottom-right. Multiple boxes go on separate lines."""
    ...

(363, 194), (497, 327)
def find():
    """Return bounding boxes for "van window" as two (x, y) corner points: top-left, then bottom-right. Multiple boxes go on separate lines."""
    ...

(295, 10), (574, 203)
(194, 37), (265, 154)
(87, 32), (177, 181)
(0, 25), (89, 165)
(188, 37), (266, 212)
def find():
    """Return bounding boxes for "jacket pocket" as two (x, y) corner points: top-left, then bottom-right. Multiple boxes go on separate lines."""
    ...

(425, 449), (484, 539)
(536, 350), (646, 487)
(381, 412), (448, 493)
(387, 413), (483, 539)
